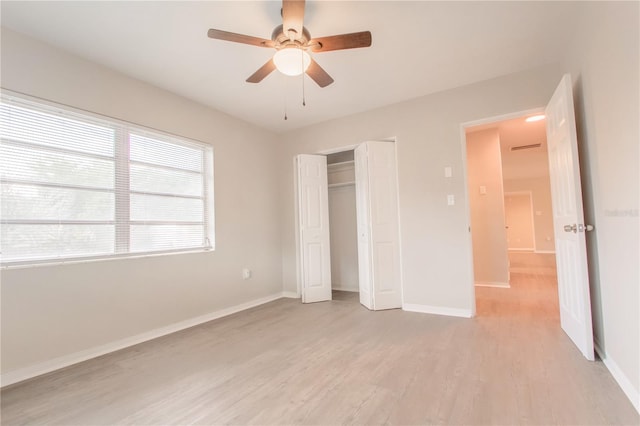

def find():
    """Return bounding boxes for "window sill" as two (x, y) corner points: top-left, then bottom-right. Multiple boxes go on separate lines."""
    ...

(0, 247), (215, 270)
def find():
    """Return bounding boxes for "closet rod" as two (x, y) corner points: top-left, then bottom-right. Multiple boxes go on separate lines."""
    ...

(327, 160), (355, 168)
(328, 182), (355, 189)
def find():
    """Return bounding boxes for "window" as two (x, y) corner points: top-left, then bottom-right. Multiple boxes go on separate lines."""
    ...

(0, 93), (214, 266)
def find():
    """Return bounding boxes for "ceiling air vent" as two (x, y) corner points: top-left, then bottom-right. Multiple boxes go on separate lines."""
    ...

(510, 143), (542, 152)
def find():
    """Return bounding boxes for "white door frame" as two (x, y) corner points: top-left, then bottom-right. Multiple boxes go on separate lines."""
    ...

(459, 107), (545, 317)
(504, 190), (537, 252)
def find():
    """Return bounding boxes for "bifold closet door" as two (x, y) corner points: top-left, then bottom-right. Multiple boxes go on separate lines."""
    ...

(295, 154), (332, 303)
(355, 144), (373, 309)
(355, 142), (402, 310)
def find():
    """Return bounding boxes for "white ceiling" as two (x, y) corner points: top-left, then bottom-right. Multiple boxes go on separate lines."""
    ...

(1, 1), (580, 133)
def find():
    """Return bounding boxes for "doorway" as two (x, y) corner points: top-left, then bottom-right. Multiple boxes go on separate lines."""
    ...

(464, 111), (558, 312)
(504, 191), (535, 251)
(461, 75), (596, 362)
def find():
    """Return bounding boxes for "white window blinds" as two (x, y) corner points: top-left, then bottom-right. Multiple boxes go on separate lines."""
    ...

(0, 94), (214, 266)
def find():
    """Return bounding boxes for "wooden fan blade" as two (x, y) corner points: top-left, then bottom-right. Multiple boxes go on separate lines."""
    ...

(208, 29), (274, 48)
(282, 0), (305, 40)
(309, 31), (372, 52)
(306, 59), (334, 88)
(246, 59), (277, 83)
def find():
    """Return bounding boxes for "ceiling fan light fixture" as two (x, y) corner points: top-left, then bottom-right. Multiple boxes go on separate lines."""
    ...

(273, 47), (311, 76)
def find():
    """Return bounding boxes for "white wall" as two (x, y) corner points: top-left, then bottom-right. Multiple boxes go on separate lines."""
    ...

(0, 29), (283, 377)
(466, 128), (509, 285)
(279, 65), (564, 314)
(327, 161), (358, 292)
(504, 177), (555, 252)
(328, 185), (359, 292)
(562, 2), (639, 407)
(501, 146), (550, 181)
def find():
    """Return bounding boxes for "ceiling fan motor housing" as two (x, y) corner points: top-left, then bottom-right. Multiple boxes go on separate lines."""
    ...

(271, 24), (312, 50)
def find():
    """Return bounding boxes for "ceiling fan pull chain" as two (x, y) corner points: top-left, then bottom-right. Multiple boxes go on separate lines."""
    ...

(284, 77), (288, 120)
(301, 50), (306, 107)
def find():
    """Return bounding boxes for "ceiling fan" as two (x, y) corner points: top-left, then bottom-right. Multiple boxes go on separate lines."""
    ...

(207, 0), (372, 88)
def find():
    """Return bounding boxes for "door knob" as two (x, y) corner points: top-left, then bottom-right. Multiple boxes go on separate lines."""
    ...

(578, 224), (595, 232)
(564, 224), (594, 233)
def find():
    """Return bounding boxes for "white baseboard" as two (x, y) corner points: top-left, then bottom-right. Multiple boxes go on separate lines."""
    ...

(534, 250), (556, 254)
(403, 303), (473, 318)
(332, 286), (358, 292)
(595, 344), (640, 414)
(281, 291), (299, 298)
(1, 291), (290, 388)
(475, 281), (510, 288)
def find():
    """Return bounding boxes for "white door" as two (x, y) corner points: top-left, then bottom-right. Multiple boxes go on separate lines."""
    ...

(355, 141), (403, 310)
(296, 154), (332, 303)
(545, 74), (594, 360)
(355, 144), (373, 309)
(504, 192), (535, 250)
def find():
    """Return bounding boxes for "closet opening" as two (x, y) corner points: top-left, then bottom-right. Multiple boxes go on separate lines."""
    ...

(326, 150), (359, 302)
(295, 140), (403, 310)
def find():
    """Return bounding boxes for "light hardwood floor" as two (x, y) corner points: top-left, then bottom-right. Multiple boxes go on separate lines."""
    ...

(508, 251), (557, 275)
(2, 276), (638, 425)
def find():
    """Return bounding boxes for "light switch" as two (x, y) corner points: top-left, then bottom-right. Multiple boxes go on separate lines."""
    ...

(444, 167), (452, 178)
(447, 194), (455, 206)
(479, 185), (487, 195)
(242, 268), (252, 280)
